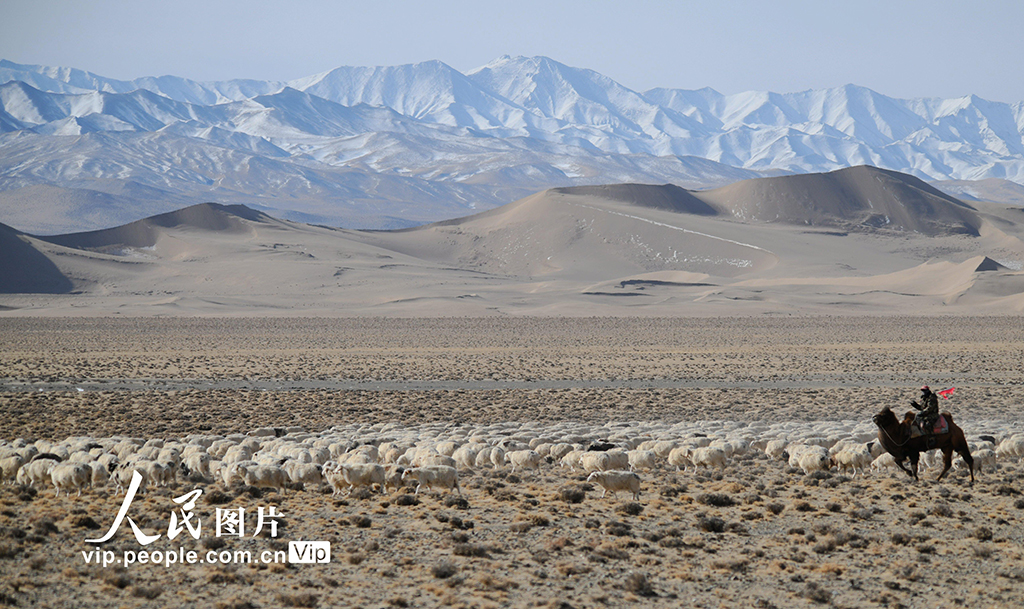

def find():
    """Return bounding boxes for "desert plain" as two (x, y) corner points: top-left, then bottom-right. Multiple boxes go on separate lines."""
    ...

(2, 166), (1024, 608)
(1, 316), (1023, 609)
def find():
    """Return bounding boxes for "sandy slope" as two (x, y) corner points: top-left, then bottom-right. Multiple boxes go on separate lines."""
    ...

(700, 165), (981, 236)
(1, 166), (1023, 315)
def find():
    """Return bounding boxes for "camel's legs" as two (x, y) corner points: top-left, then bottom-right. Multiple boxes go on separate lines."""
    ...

(937, 447), (953, 481)
(897, 454), (919, 481)
(956, 446), (975, 484)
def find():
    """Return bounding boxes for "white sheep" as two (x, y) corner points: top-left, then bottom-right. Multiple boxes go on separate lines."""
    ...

(378, 446), (400, 464)
(870, 453), (898, 475)
(498, 439), (529, 452)
(401, 465), (460, 495)
(959, 448), (995, 473)
(130, 460), (175, 487)
(827, 439), (857, 457)
(689, 447), (727, 470)
(182, 452), (212, 478)
(68, 451), (95, 464)
(793, 446), (830, 475)
(96, 453), (120, 472)
(451, 445), (479, 469)
(222, 445), (255, 464)
(580, 452), (611, 473)
(684, 436), (712, 448)
(474, 446), (495, 468)
(867, 441), (886, 459)
(416, 453), (457, 468)
(241, 465), (289, 493)
(726, 438), (751, 457)
(337, 450), (374, 465)
(785, 444), (815, 467)
(284, 461), (323, 488)
(765, 439), (788, 461)
(309, 446), (333, 465)
(113, 462), (151, 494)
(919, 449), (942, 471)
(401, 446), (432, 465)
(504, 450), (542, 473)
(604, 450), (630, 471)
(996, 437), (1024, 462)
(708, 439), (736, 458)
(16, 458), (59, 487)
(831, 444), (872, 477)
(88, 461), (111, 488)
(548, 443), (576, 460)
(586, 470), (641, 501)
(326, 462), (385, 496)
(181, 444), (207, 459)
(1, 455), (25, 484)
(489, 446), (506, 469)
(112, 442), (140, 462)
(50, 462), (91, 496)
(15, 445), (39, 462)
(435, 441), (459, 457)
(345, 444), (378, 462)
(383, 465), (407, 493)
(157, 447), (182, 468)
(533, 443), (553, 457)
(36, 442), (64, 457)
(652, 441), (678, 459)
(221, 460), (257, 486)
(208, 439), (237, 459)
(667, 446), (693, 471)
(560, 450), (585, 472)
(627, 449), (657, 471)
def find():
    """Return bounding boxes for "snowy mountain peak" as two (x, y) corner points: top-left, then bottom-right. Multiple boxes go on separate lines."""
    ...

(1, 55), (1024, 235)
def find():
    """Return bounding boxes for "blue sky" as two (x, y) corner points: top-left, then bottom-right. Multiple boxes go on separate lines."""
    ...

(2, 0), (1022, 102)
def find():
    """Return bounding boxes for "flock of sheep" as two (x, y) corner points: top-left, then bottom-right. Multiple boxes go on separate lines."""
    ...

(3, 418), (1023, 501)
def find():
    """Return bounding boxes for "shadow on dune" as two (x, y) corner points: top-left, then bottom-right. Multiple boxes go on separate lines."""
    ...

(0, 223), (73, 294)
(39, 202), (267, 250)
(552, 183), (720, 215)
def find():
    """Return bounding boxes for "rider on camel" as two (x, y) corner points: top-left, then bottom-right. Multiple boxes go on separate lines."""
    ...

(911, 385), (940, 432)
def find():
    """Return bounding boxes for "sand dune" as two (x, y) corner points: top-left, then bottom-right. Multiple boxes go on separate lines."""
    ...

(699, 165), (981, 235)
(362, 189), (778, 280)
(0, 222), (73, 294)
(736, 256), (994, 294)
(40, 202), (269, 251)
(550, 183), (718, 215)
(1, 166), (1022, 315)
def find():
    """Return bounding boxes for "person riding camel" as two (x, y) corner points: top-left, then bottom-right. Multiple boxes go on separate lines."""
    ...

(911, 385), (940, 433)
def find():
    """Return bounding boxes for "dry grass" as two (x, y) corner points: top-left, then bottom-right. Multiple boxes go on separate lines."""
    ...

(1, 316), (1023, 608)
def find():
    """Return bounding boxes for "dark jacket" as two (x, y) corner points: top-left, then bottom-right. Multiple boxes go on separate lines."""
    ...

(912, 389), (939, 428)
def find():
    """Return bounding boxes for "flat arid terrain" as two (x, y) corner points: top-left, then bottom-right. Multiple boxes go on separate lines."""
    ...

(1, 316), (1023, 608)
(4, 166), (1024, 317)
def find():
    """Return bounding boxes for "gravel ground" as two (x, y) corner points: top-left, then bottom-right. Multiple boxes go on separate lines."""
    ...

(1, 316), (1023, 608)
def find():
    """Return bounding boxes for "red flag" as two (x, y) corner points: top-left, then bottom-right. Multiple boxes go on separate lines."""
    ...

(937, 387), (955, 399)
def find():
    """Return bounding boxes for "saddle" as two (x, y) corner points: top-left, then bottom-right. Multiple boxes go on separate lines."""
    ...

(909, 414), (948, 438)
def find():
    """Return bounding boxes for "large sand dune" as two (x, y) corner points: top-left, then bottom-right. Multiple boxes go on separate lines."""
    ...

(1, 166), (1022, 315)
(700, 165), (981, 236)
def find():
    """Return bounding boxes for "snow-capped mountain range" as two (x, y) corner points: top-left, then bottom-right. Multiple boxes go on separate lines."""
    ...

(2, 55), (1023, 233)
